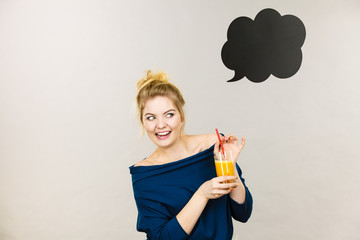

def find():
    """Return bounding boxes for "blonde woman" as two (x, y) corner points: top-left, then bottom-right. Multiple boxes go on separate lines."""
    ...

(130, 71), (253, 240)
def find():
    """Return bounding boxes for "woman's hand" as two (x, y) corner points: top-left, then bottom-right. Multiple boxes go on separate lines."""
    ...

(197, 176), (239, 200)
(177, 175), (238, 234)
(214, 134), (245, 163)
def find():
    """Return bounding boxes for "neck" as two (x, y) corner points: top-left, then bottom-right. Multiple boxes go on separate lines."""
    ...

(155, 135), (191, 163)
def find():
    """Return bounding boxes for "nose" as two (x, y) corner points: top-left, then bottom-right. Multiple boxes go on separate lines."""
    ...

(156, 117), (167, 129)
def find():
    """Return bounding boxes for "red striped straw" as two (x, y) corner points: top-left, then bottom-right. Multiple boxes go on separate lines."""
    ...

(215, 128), (225, 158)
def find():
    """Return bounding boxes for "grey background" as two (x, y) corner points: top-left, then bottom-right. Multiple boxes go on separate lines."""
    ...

(1, 0), (359, 239)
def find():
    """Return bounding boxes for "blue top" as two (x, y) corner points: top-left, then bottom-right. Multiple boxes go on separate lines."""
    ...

(129, 145), (253, 240)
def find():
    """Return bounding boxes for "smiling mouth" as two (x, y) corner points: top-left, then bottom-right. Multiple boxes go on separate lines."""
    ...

(155, 131), (171, 139)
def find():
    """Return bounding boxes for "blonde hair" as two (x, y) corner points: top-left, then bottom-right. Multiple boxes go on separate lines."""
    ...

(136, 70), (185, 133)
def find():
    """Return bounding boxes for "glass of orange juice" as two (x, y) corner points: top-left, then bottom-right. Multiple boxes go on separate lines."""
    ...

(214, 150), (235, 183)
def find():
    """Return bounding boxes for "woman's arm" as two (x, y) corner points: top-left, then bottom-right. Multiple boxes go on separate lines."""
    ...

(229, 167), (246, 203)
(176, 175), (238, 234)
(228, 164), (253, 222)
(215, 134), (253, 221)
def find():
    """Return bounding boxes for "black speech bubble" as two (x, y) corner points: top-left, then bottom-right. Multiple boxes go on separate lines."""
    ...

(221, 8), (306, 83)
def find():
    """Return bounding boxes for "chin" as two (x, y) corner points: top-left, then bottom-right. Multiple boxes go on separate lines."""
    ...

(155, 137), (176, 149)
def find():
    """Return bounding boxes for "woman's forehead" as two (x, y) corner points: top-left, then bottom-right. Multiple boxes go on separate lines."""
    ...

(143, 96), (176, 113)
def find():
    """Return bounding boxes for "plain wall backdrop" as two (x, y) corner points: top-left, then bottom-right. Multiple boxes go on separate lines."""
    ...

(1, 0), (359, 239)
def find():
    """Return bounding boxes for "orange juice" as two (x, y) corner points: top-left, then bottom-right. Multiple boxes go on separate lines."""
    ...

(215, 160), (235, 177)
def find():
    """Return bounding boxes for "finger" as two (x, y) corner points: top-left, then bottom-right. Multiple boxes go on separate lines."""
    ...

(216, 175), (237, 183)
(213, 193), (229, 199)
(224, 134), (233, 142)
(218, 189), (232, 195)
(217, 182), (239, 189)
(239, 136), (245, 149)
(213, 189), (232, 196)
(225, 134), (240, 144)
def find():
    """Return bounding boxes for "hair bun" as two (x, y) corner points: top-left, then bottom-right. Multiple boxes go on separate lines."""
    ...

(136, 70), (169, 94)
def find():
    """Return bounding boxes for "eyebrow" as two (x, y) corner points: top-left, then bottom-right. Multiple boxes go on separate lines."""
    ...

(144, 109), (176, 116)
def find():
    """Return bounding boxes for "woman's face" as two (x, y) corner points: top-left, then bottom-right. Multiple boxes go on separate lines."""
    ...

(142, 95), (183, 149)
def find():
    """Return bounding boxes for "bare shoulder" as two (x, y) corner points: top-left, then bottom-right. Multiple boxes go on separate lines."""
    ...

(134, 152), (158, 167)
(188, 133), (218, 150)
(134, 159), (150, 167)
(203, 133), (219, 146)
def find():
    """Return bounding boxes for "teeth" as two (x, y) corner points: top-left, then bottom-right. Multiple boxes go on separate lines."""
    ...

(156, 131), (170, 136)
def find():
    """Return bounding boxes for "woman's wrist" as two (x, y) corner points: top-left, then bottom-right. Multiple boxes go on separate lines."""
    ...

(195, 186), (210, 202)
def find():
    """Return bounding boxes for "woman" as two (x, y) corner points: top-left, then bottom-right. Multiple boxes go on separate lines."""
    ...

(129, 70), (253, 240)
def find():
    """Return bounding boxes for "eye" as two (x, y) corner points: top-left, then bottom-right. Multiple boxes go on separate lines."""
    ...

(146, 116), (155, 121)
(166, 112), (174, 118)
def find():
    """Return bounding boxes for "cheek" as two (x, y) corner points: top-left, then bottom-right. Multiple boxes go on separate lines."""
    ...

(170, 117), (182, 128)
(143, 122), (155, 132)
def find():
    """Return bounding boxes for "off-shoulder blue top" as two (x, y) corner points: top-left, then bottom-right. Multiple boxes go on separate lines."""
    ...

(129, 145), (253, 240)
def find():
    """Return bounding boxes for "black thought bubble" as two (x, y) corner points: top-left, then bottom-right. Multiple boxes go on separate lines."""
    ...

(221, 8), (306, 83)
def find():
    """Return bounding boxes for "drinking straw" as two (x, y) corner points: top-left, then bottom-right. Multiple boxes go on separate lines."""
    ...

(215, 128), (225, 158)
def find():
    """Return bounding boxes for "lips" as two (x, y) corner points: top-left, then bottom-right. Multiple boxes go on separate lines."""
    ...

(155, 131), (171, 139)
